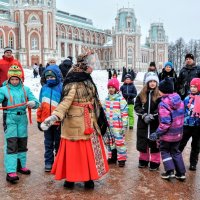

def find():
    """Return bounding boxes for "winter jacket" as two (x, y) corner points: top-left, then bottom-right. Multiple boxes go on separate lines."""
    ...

(40, 64), (63, 86)
(0, 55), (24, 86)
(183, 94), (200, 126)
(158, 68), (178, 91)
(177, 65), (200, 99)
(103, 93), (128, 135)
(156, 93), (184, 142)
(134, 90), (160, 153)
(52, 79), (101, 141)
(0, 81), (39, 114)
(37, 65), (63, 124)
(120, 83), (137, 104)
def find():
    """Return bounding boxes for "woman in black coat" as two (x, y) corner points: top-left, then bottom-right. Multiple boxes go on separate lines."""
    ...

(158, 62), (178, 91)
(134, 72), (161, 170)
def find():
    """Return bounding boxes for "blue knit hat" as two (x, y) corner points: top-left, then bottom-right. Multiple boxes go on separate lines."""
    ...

(164, 62), (173, 68)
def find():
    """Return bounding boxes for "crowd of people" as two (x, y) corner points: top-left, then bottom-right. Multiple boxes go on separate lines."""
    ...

(0, 46), (200, 190)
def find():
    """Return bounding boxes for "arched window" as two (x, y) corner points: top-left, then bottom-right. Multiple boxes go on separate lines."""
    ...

(86, 31), (90, 43)
(60, 26), (65, 39)
(74, 29), (79, 41)
(9, 36), (14, 49)
(81, 31), (84, 42)
(92, 33), (96, 44)
(97, 34), (100, 45)
(31, 37), (38, 50)
(0, 35), (4, 49)
(68, 27), (72, 40)
(48, 0), (51, 6)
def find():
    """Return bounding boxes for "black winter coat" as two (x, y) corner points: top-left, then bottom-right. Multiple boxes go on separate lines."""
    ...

(120, 83), (137, 104)
(134, 91), (160, 153)
(158, 68), (178, 91)
(177, 65), (200, 100)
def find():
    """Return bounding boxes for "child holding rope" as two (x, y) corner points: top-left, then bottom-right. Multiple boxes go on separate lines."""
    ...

(0, 65), (39, 183)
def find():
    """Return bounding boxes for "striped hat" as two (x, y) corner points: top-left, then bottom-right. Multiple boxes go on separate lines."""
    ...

(7, 65), (23, 80)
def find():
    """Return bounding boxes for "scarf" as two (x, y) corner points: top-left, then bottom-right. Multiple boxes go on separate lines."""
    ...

(62, 71), (101, 119)
(188, 94), (200, 117)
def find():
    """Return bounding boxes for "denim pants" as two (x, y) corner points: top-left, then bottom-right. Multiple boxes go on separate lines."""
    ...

(44, 125), (61, 166)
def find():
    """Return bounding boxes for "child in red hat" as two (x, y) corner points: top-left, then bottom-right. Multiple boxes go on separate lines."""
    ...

(179, 78), (200, 171)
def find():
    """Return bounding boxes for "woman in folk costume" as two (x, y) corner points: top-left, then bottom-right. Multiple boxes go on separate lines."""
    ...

(41, 51), (109, 189)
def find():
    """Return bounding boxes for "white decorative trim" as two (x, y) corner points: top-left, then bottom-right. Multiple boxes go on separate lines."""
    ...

(8, 29), (16, 49)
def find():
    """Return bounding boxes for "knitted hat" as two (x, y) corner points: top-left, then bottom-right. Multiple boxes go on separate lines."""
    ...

(4, 46), (12, 53)
(124, 74), (132, 80)
(164, 61), (173, 68)
(145, 72), (159, 84)
(48, 57), (56, 64)
(185, 53), (194, 60)
(45, 70), (56, 78)
(159, 77), (174, 94)
(190, 78), (200, 91)
(7, 65), (23, 80)
(107, 78), (120, 91)
(150, 62), (156, 67)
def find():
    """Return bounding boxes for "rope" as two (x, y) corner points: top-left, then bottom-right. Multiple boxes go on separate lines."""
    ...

(0, 102), (32, 124)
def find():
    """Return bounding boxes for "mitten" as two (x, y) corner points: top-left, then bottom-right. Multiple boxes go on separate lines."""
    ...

(37, 122), (43, 132)
(144, 114), (155, 124)
(142, 113), (148, 119)
(149, 132), (158, 141)
(41, 115), (58, 131)
(27, 101), (36, 108)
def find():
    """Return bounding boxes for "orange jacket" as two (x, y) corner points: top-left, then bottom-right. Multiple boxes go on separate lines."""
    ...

(0, 55), (24, 86)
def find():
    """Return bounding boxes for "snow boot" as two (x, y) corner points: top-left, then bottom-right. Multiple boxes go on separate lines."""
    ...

(6, 173), (19, 183)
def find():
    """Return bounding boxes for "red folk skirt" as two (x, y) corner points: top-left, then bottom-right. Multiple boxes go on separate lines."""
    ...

(51, 132), (109, 182)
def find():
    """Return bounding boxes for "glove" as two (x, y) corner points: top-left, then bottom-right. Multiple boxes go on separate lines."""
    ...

(149, 132), (158, 141)
(40, 115), (58, 131)
(144, 114), (155, 124)
(142, 113), (148, 119)
(27, 101), (35, 108)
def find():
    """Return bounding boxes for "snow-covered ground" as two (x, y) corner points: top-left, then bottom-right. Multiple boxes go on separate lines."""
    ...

(24, 69), (145, 101)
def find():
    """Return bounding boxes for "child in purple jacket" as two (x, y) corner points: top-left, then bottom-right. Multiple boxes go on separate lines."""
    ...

(149, 77), (186, 181)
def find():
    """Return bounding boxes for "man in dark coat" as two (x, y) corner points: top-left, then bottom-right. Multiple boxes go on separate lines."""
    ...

(108, 68), (112, 79)
(177, 53), (200, 100)
(121, 66), (127, 82)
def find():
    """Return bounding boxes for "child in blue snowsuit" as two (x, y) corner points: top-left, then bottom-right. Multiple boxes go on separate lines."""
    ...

(120, 74), (137, 129)
(0, 65), (39, 183)
(37, 65), (62, 172)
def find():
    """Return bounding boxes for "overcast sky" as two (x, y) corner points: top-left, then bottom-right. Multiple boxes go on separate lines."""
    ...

(56, 0), (200, 44)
